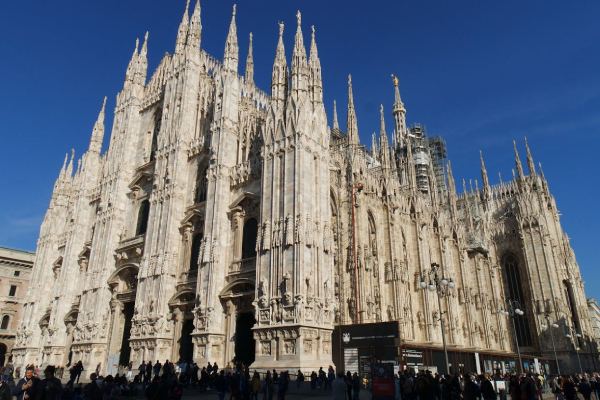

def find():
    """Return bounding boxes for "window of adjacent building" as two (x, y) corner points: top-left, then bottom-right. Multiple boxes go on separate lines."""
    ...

(136, 200), (150, 236)
(13, 271), (20, 277)
(0, 315), (9, 330)
(8, 285), (17, 297)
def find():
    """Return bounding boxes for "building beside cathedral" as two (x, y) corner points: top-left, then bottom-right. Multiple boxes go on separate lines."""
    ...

(0, 247), (34, 366)
(12, 2), (596, 374)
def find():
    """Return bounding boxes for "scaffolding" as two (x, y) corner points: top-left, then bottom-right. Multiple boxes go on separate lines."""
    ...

(428, 136), (448, 193)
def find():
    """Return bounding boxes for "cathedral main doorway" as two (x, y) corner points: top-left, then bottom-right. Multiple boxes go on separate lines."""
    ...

(179, 318), (194, 363)
(220, 279), (256, 367)
(234, 312), (256, 366)
(118, 302), (135, 366)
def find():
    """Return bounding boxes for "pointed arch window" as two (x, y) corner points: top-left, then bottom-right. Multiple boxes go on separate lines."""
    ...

(150, 110), (162, 161)
(194, 163), (208, 203)
(136, 200), (150, 236)
(564, 280), (581, 333)
(241, 218), (258, 259)
(189, 233), (203, 271)
(0, 315), (9, 330)
(503, 254), (532, 346)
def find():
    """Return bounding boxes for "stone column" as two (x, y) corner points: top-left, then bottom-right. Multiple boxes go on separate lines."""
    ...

(223, 300), (236, 364)
(108, 300), (125, 355)
(171, 308), (183, 361)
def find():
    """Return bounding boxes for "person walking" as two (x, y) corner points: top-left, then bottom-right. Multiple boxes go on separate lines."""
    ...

(152, 360), (161, 378)
(463, 374), (481, 400)
(345, 371), (353, 400)
(277, 371), (289, 400)
(39, 365), (63, 400)
(144, 361), (152, 384)
(215, 370), (228, 400)
(83, 373), (103, 400)
(563, 377), (577, 400)
(579, 378), (593, 400)
(352, 372), (361, 400)
(332, 372), (347, 400)
(250, 371), (261, 400)
(13, 366), (41, 400)
(0, 376), (12, 400)
(481, 374), (497, 400)
(263, 370), (273, 400)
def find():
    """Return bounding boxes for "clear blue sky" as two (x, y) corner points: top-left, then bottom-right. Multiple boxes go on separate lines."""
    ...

(1, 1), (598, 297)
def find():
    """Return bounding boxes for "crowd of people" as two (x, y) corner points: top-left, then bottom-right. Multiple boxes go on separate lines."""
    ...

(2, 358), (600, 400)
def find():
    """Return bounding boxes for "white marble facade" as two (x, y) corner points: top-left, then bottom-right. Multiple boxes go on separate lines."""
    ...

(12, 2), (594, 374)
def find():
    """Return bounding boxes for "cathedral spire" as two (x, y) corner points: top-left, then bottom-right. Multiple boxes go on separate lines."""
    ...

(379, 104), (390, 168)
(271, 21), (287, 113)
(513, 140), (525, 179)
(59, 152), (68, 181)
(447, 160), (457, 197)
(290, 10), (308, 101)
(525, 137), (536, 176)
(125, 38), (139, 84)
(135, 32), (149, 86)
(391, 74), (407, 147)
(175, 0), (190, 55)
(308, 25), (323, 104)
(223, 4), (239, 73)
(88, 97), (107, 154)
(187, 0), (202, 49)
(480, 150), (491, 198)
(245, 32), (254, 85)
(332, 100), (339, 131)
(371, 132), (378, 159)
(66, 149), (75, 178)
(347, 75), (359, 145)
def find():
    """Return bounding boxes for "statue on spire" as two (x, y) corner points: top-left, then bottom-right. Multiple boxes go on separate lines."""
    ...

(391, 74), (406, 147)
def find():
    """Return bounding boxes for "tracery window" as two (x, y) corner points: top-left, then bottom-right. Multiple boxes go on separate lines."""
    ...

(503, 254), (532, 346)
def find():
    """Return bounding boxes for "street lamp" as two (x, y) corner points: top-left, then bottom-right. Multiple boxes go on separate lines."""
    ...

(541, 314), (561, 375)
(565, 325), (583, 374)
(419, 262), (455, 375)
(499, 300), (525, 374)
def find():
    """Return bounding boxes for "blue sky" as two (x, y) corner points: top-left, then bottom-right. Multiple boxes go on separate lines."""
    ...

(0, 1), (599, 297)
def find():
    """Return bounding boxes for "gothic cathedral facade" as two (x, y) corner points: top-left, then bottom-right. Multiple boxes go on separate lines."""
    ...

(12, 2), (594, 373)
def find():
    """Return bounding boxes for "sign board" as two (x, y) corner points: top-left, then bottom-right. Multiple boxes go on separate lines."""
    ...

(402, 349), (424, 368)
(344, 348), (359, 374)
(333, 322), (400, 374)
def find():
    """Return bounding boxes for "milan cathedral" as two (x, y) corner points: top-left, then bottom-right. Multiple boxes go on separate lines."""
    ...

(13, 2), (594, 374)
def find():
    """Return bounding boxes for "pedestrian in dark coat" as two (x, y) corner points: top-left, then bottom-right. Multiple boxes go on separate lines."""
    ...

(13, 367), (41, 400)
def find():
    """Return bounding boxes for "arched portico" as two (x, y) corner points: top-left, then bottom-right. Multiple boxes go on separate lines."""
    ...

(168, 289), (196, 363)
(106, 263), (139, 367)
